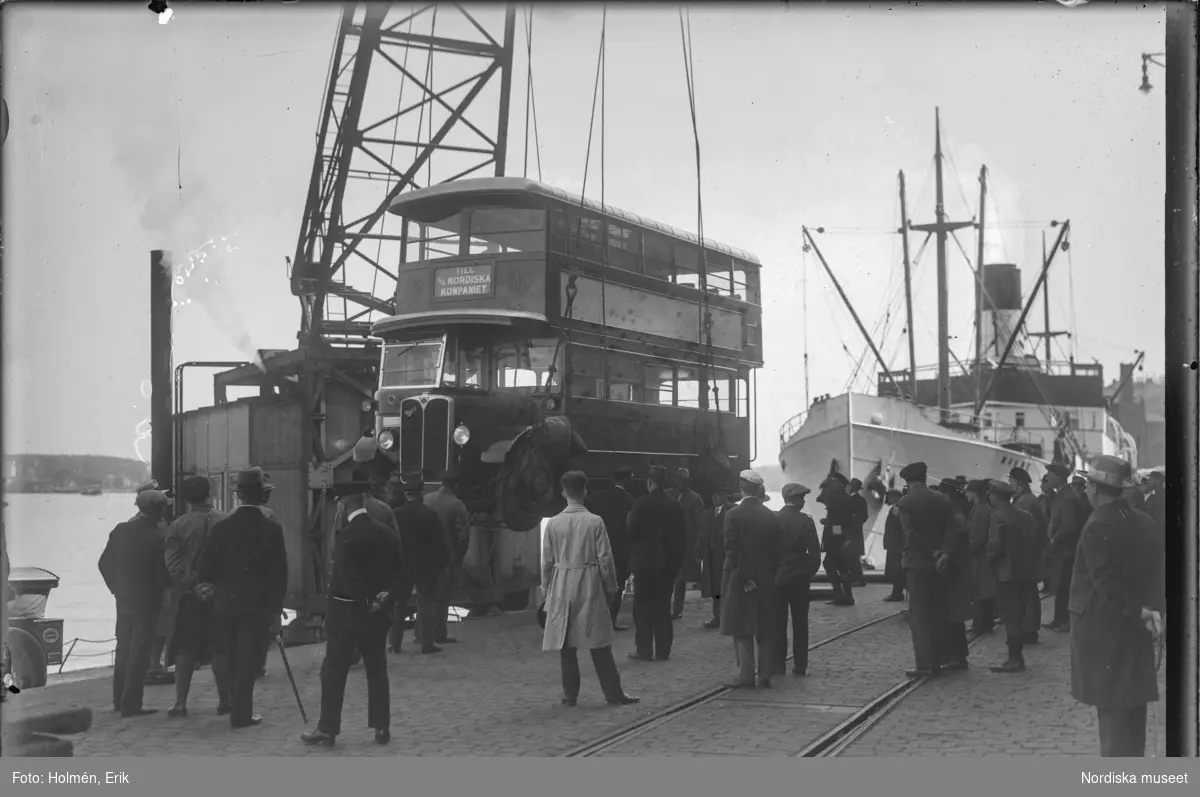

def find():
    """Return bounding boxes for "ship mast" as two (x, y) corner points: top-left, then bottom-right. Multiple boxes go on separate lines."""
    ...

(910, 109), (974, 422)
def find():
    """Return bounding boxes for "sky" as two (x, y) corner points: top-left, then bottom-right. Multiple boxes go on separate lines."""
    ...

(1, 2), (1166, 465)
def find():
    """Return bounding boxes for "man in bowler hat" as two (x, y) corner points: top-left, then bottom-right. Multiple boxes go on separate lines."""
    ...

(302, 478), (405, 747)
(197, 467), (289, 728)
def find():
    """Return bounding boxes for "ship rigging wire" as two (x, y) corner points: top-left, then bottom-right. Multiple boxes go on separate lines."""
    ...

(522, 5), (544, 181)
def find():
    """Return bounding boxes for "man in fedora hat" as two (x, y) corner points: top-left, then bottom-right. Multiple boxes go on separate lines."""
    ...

(626, 465), (687, 661)
(897, 462), (950, 677)
(772, 483), (821, 677)
(719, 469), (782, 690)
(424, 468), (470, 645)
(666, 468), (705, 620)
(541, 471), (639, 708)
(98, 488), (173, 716)
(197, 467), (289, 728)
(985, 480), (1039, 674)
(585, 467), (637, 630)
(391, 471), (447, 655)
(1069, 455), (1165, 757)
(302, 478), (405, 747)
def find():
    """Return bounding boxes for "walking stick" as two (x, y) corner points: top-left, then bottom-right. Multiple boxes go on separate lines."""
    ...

(275, 630), (308, 725)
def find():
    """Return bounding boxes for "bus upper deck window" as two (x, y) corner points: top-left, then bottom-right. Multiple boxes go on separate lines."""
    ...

(468, 207), (546, 255)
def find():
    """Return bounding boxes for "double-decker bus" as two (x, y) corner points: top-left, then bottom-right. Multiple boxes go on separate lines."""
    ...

(366, 177), (764, 607)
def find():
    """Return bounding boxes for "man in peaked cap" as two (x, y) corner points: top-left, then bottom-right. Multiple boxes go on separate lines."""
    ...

(964, 479), (997, 635)
(585, 467), (638, 630)
(1010, 466), (1050, 639)
(985, 479), (1039, 674)
(896, 462), (951, 677)
(197, 467), (289, 728)
(302, 477), (405, 747)
(772, 483), (821, 676)
(626, 465), (687, 661)
(881, 488), (906, 601)
(667, 468), (706, 620)
(1069, 455), (1164, 757)
(98, 488), (172, 716)
(425, 467), (470, 645)
(391, 471), (447, 655)
(817, 472), (855, 606)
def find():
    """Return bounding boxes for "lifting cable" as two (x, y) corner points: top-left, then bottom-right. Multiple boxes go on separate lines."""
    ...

(522, 6), (543, 181)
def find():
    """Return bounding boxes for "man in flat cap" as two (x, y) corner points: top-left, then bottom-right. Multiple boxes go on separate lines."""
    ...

(935, 479), (974, 671)
(666, 468), (705, 620)
(626, 466), (687, 661)
(817, 472), (855, 606)
(896, 462), (951, 677)
(881, 488), (906, 602)
(719, 470), (782, 689)
(540, 471), (639, 708)
(585, 467), (637, 630)
(1068, 455), (1165, 757)
(696, 490), (738, 630)
(965, 480), (997, 635)
(771, 483), (821, 677)
(391, 472), (448, 655)
(1040, 462), (1086, 634)
(424, 468), (470, 645)
(985, 480), (1039, 674)
(197, 467), (289, 728)
(164, 475), (230, 718)
(129, 480), (177, 685)
(1011, 466), (1050, 641)
(98, 488), (173, 716)
(302, 478), (405, 747)
(844, 478), (869, 587)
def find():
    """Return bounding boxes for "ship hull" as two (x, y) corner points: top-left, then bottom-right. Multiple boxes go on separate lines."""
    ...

(778, 393), (1048, 569)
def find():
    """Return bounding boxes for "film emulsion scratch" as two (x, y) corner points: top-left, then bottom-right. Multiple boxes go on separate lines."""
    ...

(0, 0), (1193, 769)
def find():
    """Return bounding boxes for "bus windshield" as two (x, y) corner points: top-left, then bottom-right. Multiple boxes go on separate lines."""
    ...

(380, 338), (445, 388)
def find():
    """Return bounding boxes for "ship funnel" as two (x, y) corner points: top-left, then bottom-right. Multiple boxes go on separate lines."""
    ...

(980, 263), (1026, 361)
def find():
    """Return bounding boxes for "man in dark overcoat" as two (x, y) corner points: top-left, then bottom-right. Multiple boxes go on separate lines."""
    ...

(626, 466), (687, 661)
(667, 468), (706, 620)
(719, 469), (782, 690)
(935, 479), (975, 671)
(1043, 463), (1087, 634)
(897, 462), (950, 677)
(197, 467), (289, 728)
(985, 480), (1039, 674)
(302, 480), (405, 748)
(1011, 466), (1048, 641)
(965, 479), (997, 635)
(1141, 470), (1165, 532)
(818, 472), (855, 606)
(424, 468), (470, 645)
(98, 489), (173, 716)
(881, 488), (905, 601)
(697, 491), (737, 629)
(1069, 455), (1165, 757)
(392, 471), (449, 655)
(845, 478), (869, 587)
(584, 467), (637, 631)
(771, 483), (821, 677)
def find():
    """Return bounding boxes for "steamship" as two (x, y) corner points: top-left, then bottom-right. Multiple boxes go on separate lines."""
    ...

(778, 111), (1138, 572)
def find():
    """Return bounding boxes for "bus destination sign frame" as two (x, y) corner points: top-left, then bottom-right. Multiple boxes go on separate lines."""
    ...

(432, 261), (496, 301)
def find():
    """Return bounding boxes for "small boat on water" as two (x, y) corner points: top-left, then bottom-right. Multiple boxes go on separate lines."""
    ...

(81, 484), (103, 496)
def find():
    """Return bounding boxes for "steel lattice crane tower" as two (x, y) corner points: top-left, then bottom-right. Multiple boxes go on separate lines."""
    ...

(292, 2), (516, 345)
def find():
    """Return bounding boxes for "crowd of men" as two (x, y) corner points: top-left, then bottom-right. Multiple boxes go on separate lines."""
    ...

(90, 445), (1166, 756)
(95, 452), (470, 748)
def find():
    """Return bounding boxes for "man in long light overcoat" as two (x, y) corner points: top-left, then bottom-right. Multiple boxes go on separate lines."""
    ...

(1069, 456), (1165, 757)
(541, 471), (639, 708)
(719, 469), (782, 690)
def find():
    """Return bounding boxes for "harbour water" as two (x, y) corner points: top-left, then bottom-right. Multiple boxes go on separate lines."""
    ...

(5, 489), (787, 675)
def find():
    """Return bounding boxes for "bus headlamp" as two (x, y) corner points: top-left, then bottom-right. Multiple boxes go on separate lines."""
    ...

(378, 429), (398, 451)
(453, 425), (471, 446)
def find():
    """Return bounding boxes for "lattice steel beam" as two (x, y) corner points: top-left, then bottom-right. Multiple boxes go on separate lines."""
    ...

(291, 2), (516, 344)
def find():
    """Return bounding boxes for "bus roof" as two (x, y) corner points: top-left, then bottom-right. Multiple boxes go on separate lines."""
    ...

(387, 177), (763, 266)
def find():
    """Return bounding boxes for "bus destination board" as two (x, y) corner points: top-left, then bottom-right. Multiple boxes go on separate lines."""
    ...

(433, 262), (495, 301)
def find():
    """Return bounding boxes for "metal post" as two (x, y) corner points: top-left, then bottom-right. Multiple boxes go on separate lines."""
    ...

(150, 251), (174, 494)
